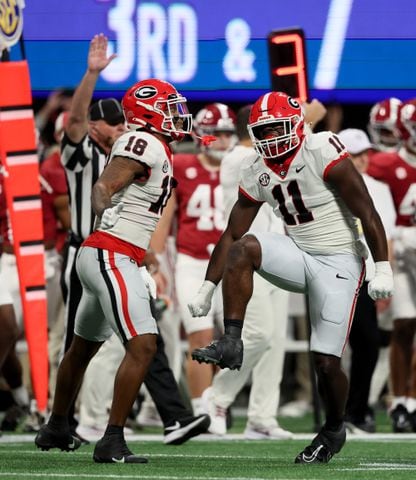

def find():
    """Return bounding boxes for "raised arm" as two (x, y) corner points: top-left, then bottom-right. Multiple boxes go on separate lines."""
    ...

(66, 34), (116, 143)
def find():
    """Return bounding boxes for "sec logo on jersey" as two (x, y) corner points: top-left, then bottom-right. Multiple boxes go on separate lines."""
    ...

(259, 173), (270, 186)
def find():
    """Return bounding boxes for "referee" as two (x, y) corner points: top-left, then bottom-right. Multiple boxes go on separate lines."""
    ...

(60, 34), (209, 444)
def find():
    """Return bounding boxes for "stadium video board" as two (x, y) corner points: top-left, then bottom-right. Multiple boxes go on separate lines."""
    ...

(9, 0), (416, 103)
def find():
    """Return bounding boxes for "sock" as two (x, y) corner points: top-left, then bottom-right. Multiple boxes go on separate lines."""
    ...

(224, 319), (242, 339)
(48, 413), (69, 431)
(324, 420), (344, 432)
(391, 396), (407, 411)
(406, 397), (416, 413)
(11, 386), (29, 408)
(105, 424), (124, 436)
(191, 397), (204, 416)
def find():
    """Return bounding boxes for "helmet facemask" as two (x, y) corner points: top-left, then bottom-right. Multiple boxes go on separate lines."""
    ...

(249, 115), (303, 159)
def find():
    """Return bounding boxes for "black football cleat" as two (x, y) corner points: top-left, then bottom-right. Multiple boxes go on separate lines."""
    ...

(164, 414), (210, 445)
(390, 404), (412, 433)
(191, 335), (243, 370)
(35, 424), (82, 452)
(295, 423), (346, 464)
(93, 435), (148, 464)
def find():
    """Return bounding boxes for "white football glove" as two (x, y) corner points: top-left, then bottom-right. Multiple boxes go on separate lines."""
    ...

(100, 202), (124, 230)
(368, 261), (394, 300)
(187, 280), (216, 317)
(139, 267), (157, 299)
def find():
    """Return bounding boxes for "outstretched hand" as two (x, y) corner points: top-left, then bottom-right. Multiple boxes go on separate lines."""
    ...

(88, 33), (117, 74)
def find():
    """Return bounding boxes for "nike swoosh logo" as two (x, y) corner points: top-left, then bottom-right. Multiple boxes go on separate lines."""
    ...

(111, 457), (126, 463)
(68, 440), (76, 449)
(302, 445), (323, 463)
(165, 420), (181, 432)
(296, 165), (305, 173)
(336, 273), (349, 280)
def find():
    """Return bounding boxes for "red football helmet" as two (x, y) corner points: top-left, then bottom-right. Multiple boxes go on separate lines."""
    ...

(122, 79), (192, 141)
(368, 98), (402, 152)
(193, 103), (237, 160)
(398, 99), (416, 153)
(248, 92), (304, 159)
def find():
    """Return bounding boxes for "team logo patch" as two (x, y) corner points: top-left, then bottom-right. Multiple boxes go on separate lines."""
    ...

(288, 97), (300, 109)
(259, 173), (270, 186)
(0, 0), (25, 49)
(134, 85), (158, 99)
(162, 160), (169, 173)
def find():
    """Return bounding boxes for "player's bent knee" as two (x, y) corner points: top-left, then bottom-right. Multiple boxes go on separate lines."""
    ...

(228, 235), (262, 269)
(126, 333), (157, 361)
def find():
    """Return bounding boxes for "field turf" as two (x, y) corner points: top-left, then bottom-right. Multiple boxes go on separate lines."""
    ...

(1, 412), (415, 480)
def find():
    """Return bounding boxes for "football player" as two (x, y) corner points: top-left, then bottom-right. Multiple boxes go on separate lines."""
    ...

(189, 91), (393, 464)
(35, 77), (194, 463)
(368, 99), (416, 433)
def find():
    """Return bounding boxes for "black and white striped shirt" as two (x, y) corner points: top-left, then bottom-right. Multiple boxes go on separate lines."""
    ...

(61, 133), (107, 242)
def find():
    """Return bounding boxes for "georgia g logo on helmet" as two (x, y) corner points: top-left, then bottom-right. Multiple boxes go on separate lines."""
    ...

(134, 85), (158, 99)
(288, 97), (300, 109)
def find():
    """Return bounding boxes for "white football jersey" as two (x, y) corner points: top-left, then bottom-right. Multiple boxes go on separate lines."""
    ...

(221, 145), (284, 234)
(240, 131), (361, 255)
(96, 131), (175, 250)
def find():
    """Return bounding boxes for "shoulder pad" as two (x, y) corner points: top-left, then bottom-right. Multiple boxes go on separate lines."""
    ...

(304, 131), (332, 151)
(111, 131), (166, 168)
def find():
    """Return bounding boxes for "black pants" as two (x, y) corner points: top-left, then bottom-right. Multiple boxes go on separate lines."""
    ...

(345, 281), (380, 421)
(60, 242), (192, 428)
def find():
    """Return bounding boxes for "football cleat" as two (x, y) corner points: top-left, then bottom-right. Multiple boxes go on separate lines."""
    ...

(390, 404), (412, 433)
(295, 423), (346, 464)
(164, 414), (210, 445)
(191, 335), (243, 370)
(35, 424), (82, 452)
(93, 435), (148, 463)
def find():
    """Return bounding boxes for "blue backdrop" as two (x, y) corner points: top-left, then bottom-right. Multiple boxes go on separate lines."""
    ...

(12, 0), (416, 103)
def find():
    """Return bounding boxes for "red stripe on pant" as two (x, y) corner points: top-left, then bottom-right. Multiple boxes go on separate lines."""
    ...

(108, 251), (138, 337)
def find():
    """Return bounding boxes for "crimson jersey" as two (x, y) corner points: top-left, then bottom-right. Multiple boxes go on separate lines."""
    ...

(40, 150), (68, 248)
(368, 148), (416, 226)
(173, 153), (225, 259)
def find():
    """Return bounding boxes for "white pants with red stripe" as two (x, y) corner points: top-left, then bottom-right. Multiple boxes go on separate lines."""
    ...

(74, 246), (158, 343)
(253, 232), (365, 357)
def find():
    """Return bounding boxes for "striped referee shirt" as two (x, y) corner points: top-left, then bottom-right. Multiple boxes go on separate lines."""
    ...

(61, 133), (107, 241)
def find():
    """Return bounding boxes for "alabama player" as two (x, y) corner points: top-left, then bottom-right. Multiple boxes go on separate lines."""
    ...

(189, 92), (393, 464)
(35, 79), (194, 463)
(151, 103), (236, 416)
(367, 98), (402, 179)
(369, 98), (416, 432)
(368, 98), (402, 153)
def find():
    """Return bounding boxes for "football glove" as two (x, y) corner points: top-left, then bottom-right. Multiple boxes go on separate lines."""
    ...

(368, 261), (394, 300)
(100, 202), (124, 230)
(187, 280), (216, 317)
(139, 267), (157, 299)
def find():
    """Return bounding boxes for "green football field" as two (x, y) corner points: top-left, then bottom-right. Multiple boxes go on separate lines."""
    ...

(1, 413), (416, 480)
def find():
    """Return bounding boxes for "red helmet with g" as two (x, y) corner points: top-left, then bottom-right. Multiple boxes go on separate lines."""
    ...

(122, 79), (192, 141)
(398, 99), (416, 154)
(248, 92), (304, 159)
(368, 98), (402, 152)
(193, 103), (237, 161)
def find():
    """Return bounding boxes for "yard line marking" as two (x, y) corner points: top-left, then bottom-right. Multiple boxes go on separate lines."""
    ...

(0, 474), (322, 480)
(3, 432), (416, 443)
